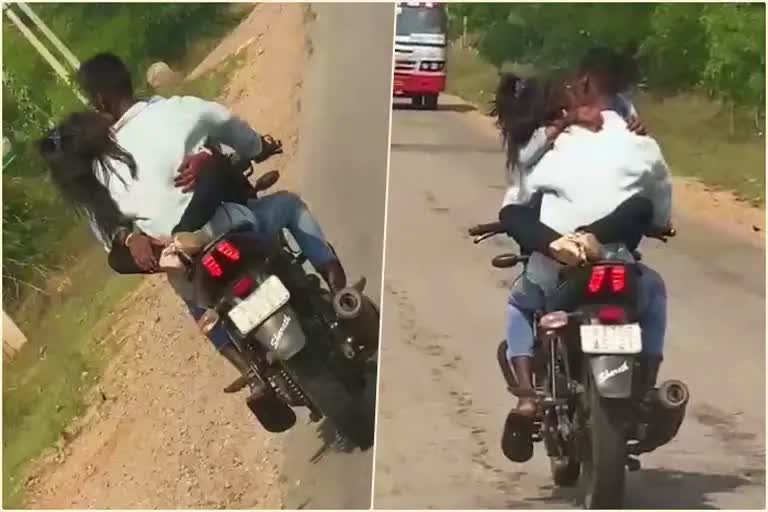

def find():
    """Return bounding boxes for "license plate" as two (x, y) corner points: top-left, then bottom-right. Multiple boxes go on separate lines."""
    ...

(228, 276), (290, 335)
(580, 324), (642, 354)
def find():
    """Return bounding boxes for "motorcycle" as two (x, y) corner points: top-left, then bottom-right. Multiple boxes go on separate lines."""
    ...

(187, 166), (379, 448)
(468, 222), (689, 508)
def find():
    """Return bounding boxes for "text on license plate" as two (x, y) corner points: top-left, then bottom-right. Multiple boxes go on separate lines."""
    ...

(580, 324), (642, 354)
(228, 276), (290, 335)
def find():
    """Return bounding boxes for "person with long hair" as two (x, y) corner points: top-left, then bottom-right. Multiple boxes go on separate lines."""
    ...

(39, 112), (253, 273)
(39, 52), (348, 400)
(493, 47), (646, 210)
(490, 52), (672, 463)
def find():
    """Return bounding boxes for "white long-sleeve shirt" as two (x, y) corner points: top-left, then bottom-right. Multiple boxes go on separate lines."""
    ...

(524, 110), (672, 291)
(501, 93), (639, 208)
(93, 96), (262, 243)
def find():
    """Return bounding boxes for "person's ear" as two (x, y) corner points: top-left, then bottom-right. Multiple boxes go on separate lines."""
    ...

(94, 93), (106, 112)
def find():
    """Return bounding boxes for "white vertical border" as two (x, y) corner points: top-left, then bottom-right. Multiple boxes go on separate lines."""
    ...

(368, 1), (398, 509)
(760, 2), (768, 507)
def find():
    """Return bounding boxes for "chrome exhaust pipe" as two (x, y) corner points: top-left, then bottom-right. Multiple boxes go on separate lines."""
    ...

(656, 379), (689, 410)
(332, 286), (363, 320)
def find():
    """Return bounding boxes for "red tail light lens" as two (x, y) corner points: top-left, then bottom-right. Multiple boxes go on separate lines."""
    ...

(598, 306), (626, 324)
(588, 266), (607, 293)
(232, 276), (256, 298)
(216, 240), (240, 261)
(202, 254), (223, 278)
(610, 265), (626, 293)
(587, 265), (627, 294)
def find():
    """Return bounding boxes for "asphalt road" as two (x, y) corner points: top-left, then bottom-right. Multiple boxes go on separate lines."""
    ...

(279, 4), (393, 509)
(374, 94), (766, 509)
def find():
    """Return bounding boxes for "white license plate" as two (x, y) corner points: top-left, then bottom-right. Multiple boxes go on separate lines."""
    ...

(580, 324), (642, 354)
(228, 276), (290, 335)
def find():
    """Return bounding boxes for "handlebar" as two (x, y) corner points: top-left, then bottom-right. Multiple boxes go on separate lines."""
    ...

(468, 222), (505, 244)
(645, 226), (677, 243)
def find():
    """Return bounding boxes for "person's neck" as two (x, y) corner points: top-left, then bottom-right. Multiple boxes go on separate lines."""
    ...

(112, 97), (139, 120)
(591, 95), (613, 111)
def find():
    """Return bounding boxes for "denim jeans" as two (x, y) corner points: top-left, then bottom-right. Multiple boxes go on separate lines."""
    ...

(184, 191), (335, 351)
(505, 263), (667, 359)
(244, 191), (335, 267)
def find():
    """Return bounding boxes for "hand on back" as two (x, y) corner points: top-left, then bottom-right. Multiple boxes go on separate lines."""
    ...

(126, 233), (165, 272)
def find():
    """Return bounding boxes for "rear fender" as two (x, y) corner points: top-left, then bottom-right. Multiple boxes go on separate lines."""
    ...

(588, 355), (635, 398)
(252, 304), (306, 360)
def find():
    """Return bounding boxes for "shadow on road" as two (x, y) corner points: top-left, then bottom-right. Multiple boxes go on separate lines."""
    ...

(392, 102), (477, 113)
(306, 358), (379, 462)
(523, 467), (760, 510)
(626, 467), (762, 509)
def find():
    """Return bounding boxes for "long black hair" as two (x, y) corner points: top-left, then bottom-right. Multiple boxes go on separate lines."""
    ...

(491, 72), (565, 172)
(38, 111), (137, 242)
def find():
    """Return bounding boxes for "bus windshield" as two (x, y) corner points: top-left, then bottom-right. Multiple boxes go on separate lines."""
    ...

(396, 5), (447, 36)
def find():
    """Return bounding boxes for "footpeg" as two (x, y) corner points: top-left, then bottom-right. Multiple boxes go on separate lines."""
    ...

(224, 376), (249, 394)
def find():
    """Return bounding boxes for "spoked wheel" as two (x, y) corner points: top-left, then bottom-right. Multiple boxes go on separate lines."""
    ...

(580, 381), (627, 509)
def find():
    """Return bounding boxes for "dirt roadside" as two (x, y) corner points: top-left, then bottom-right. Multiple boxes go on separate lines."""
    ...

(22, 4), (307, 508)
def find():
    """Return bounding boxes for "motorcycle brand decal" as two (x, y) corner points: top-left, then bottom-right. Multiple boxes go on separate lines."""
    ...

(270, 314), (291, 350)
(597, 360), (630, 385)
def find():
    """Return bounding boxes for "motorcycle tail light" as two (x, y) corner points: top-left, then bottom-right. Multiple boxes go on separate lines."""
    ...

(597, 306), (626, 324)
(232, 276), (256, 298)
(216, 240), (240, 261)
(588, 266), (607, 294)
(587, 265), (627, 294)
(610, 265), (626, 293)
(202, 254), (223, 278)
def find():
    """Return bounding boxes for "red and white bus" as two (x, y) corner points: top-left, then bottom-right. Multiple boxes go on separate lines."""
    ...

(393, 2), (448, 110)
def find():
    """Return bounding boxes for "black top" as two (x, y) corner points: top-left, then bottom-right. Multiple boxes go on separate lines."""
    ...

(499, 195), (653, 256)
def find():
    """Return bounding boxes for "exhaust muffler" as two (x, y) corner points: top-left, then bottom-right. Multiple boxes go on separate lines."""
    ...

(332, 286), (363, 319)
(655, 379), (690, 410)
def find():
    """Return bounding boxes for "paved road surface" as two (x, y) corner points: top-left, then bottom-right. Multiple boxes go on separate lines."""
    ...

(374, 95), (766, 509)
(280, 4), (393, 509)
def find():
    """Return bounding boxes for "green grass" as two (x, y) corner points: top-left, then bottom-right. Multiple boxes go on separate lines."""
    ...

(446, 45), (766, 206)
(446, 46), (499, 113)
(636, 94), (765, 205)
(2, 12), (252, 507)
(2, 233), (141, 508)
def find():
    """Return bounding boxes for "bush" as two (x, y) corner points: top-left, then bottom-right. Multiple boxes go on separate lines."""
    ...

(448, 3), (766, 114)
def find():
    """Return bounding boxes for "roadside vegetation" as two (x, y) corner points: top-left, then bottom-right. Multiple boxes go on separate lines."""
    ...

(445, 3), (765, 205)
(2, 4), (250, 506)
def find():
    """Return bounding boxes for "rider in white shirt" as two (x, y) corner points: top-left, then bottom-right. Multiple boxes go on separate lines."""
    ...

(42, 53), (346, 397)
(493, 51), (671, 460)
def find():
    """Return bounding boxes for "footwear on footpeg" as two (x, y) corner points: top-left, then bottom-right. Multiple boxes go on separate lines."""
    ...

(501, 410), (534, 463)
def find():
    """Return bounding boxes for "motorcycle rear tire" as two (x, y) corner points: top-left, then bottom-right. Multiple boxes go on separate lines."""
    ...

(550, 455), (580, 486)
(283, 349), (374, 449)
(581, 383), (627, 509)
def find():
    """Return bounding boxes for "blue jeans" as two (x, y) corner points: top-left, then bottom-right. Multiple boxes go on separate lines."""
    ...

(245, 191), (335, 268)
(505, 264), (667, 359)
(188, 191), (335, 351)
